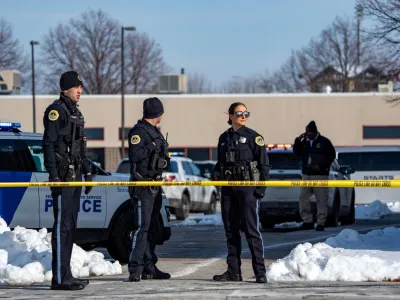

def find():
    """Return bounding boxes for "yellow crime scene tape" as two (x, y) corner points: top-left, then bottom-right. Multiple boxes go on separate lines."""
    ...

(0, 180), (398, 188)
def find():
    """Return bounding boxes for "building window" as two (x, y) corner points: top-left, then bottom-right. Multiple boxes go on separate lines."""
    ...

(85, 128), (104, 140)
(363, 126), (400, 139)
(187, 148), (209, 161)
(119, 128), (131, 140)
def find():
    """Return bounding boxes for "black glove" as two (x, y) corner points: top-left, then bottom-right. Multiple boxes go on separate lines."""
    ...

(50, 177), (61, 197)
(254, 191), (264, 199)
(84, 174), (93, 195)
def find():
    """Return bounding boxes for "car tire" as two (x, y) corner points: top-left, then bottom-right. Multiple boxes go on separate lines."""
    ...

(341, 190), (355, 225)
(326, 192), (340, 227)
(260, 219), (275, 229)
(107, 206), (135, 264)
(175, 193), (190, 220)
(205, 193), (217, 215)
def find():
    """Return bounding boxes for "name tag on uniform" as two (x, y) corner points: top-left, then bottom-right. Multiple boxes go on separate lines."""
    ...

(239, 137), (247, 143)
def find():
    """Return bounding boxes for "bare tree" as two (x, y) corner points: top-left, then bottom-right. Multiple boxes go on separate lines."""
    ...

(0, 18), (27, 70)
(40, 9), (167, 94)
(220, 75), (269, 93)
(187, 72), (212, 94)
(125, 32), (169, 94)
(273, 16), (377, 93)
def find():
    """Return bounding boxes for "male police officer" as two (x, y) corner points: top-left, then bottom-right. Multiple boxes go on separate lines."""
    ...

(43, 71), (93, 290)
(127, 97), (171, 282)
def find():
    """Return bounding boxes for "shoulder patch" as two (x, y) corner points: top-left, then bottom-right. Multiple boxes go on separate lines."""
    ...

(48, 110), (59, 121)
(255, 136), (265, 146)
(130, 135), (141, 145)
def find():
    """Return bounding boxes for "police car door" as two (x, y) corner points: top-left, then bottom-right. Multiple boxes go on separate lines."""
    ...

(181, 161), (199, 203)
(0, 135), (40, 228)
(26, 139), (107, 229)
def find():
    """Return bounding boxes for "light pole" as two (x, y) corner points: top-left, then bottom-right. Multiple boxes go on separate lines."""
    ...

(30, 40), (39, 133)
(121, 26), (136, 158)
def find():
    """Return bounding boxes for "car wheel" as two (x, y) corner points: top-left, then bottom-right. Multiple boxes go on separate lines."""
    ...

(205, 193), (217, 215)
(341, 190), (355, 225)
(260, 219), (275, 229)
(175, 193), (190, 220)
(107, 206), (135, 264)
(326, 192), (340, 227)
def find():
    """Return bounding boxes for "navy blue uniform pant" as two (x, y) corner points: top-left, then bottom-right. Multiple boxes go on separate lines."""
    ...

(51, 172), (82, 285)
(128, 186), (162, 275)
(221, 186), (266, 277)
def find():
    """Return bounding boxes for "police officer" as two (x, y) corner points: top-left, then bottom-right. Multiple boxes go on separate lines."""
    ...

(127, 97), (171, 282)
(212, 102), (270, 284)
(43, 71), (93, 290)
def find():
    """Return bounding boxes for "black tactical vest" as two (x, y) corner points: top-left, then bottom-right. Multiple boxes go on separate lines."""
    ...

(53, 99), (85, 160)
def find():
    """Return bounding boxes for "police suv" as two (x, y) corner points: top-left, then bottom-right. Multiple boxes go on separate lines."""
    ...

(259, 144), (356, 229)
(0, 122), (171, 264)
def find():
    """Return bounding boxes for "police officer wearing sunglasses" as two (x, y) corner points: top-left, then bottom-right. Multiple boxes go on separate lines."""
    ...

(212, 102), (270, 284)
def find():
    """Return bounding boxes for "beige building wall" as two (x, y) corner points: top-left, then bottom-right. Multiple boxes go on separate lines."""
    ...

(0, 93), (399, 169)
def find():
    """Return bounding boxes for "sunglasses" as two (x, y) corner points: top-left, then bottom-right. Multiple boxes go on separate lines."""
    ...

(233, 111), (250, 118)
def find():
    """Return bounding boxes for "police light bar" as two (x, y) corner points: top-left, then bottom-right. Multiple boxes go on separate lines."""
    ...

(168, 152), (185, 157)
(0, 122), (21, 129)
(266, 144), (292, 149)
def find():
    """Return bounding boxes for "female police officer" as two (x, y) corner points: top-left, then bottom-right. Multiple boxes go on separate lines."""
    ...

(212, 102), (270, 284)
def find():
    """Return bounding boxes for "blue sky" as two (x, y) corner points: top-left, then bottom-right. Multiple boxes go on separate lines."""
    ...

(2, 0), (358, 87)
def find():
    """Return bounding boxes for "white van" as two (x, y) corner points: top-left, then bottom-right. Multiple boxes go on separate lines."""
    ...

(336, 146), (400, 205)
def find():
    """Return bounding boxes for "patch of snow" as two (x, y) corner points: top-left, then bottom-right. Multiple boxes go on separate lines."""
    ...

(274, 222), (302, 229)
(0, 218), (122, 285)
(355, 200), (400, 220)
(266, 226), (400, 282)
(171, 214), (223, 227)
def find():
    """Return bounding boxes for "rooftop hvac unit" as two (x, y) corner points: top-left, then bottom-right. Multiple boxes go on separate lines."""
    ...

(0, 70), (21, 95)
(158, 74), (188, 94)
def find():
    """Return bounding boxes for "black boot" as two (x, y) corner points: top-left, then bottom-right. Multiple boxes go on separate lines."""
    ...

(129, 273), (141, 282)
(72, 277), (89, 286)
(299, 222), (314, 230)
(50, 282), (85, 290)
(315, 224), (324, 231)
(213, 271), (243, 282)
(256, 274), (267, 283)
(142, 265), (171, 280)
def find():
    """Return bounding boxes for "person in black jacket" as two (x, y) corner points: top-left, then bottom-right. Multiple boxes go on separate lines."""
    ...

(43, 71), (92, 290)
(212, 102), (270, 284)
(127, 97), (171, 282)
(293, 121), (336, 231)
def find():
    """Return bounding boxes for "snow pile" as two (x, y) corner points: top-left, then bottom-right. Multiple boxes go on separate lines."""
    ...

(355, 200), (396, 220)
(171, 214), (223, 227)
(0, 218), (122, 285)
(274, 222), (302, 229)
(267, 227), (400, 282)
(387, 202), (400, 213)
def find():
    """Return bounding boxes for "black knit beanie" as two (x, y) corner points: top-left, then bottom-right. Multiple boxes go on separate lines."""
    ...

(306, 120), (318, 132)
(59, 71), (83, 91)
(143, 97), (164, 118)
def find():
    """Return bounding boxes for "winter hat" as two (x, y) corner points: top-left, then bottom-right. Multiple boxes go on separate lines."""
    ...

(143, 97), (164, 118)
(60, 71), (83, 91)
(306, 120), (318, 132)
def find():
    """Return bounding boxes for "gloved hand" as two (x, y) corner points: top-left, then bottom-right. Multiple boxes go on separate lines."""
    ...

(254, 191), (264, 199)
(84, 173), (93, 195)
(50, 177), (61, 196)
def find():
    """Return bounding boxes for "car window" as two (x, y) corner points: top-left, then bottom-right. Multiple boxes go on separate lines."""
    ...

(268, 152), (302, 170)
(24, 140), (46, 172)
(188, 162), (201, 176)
(338, 151), (400, 171)
(168, 161), (178, 173)
(0, 139), (36, 172)
(116, 161), (130, 174)
(182, 161), (194, 175)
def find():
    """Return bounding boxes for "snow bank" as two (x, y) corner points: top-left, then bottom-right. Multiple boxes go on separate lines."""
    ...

(267, 227), (400, 282)
(0, 218), (122, 285)
(171, 214), (223, 227)
(355, 200), (395, 220)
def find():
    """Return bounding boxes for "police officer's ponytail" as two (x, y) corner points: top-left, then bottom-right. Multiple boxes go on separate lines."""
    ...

(227, 102), (246, 125)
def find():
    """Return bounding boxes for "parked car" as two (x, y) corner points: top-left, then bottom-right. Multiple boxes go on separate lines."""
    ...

(116, 153), (220, 220)
(259, 144), (355, 229)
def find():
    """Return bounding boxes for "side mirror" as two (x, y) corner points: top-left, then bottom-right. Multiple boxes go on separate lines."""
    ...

(340, 165), (355, 175)
(90, 162), (99, 175)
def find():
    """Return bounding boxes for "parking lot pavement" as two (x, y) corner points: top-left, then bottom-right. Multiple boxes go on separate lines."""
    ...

(2, 214), (400, 299)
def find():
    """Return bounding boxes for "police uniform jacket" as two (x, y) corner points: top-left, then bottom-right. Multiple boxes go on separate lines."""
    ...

(128, 119), (169, 179)
(43, 93), (91, 180)
(213, 126), (270, 197)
